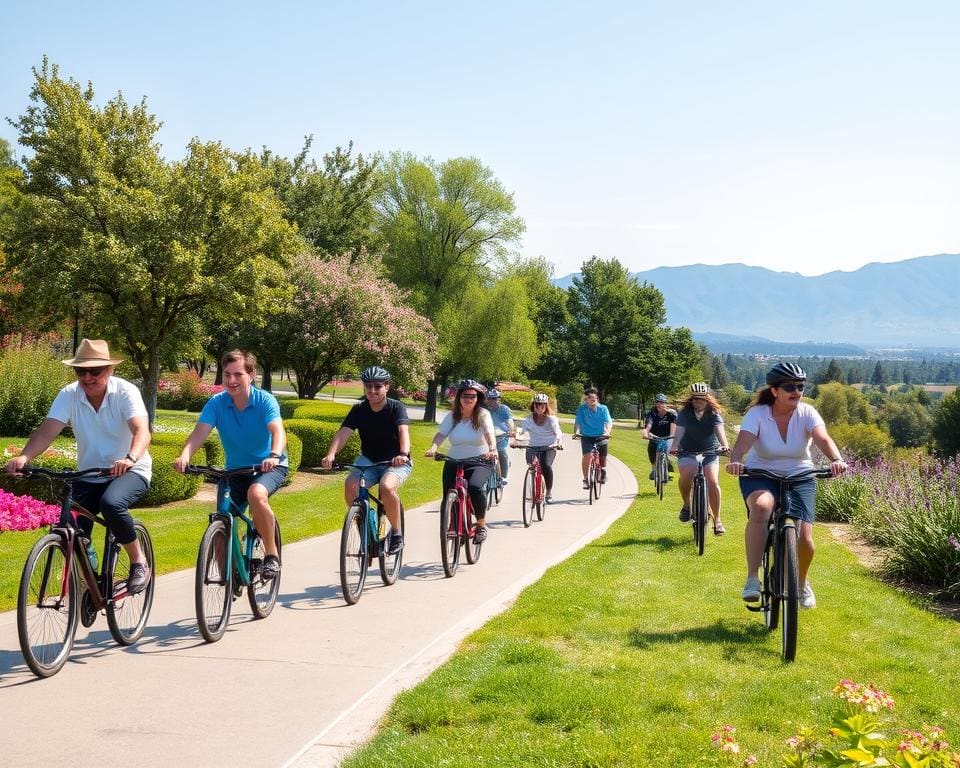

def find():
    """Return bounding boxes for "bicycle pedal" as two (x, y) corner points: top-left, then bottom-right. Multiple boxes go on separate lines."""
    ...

(745, 604), (763, 612)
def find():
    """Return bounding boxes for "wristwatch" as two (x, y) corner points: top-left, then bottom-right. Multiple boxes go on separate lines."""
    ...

(268, 452), (282, 459)
(125, 453), (138, 463)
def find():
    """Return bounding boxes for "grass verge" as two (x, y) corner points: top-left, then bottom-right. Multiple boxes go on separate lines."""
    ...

(341, 428), (960, 767)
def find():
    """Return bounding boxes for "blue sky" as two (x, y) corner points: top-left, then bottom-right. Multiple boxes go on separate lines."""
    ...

(3, 1), (958, 278)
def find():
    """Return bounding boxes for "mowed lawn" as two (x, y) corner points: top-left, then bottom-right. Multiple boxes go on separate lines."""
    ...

(341, 428), (960, 767)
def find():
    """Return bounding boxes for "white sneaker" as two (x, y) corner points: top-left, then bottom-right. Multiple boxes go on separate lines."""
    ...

(741, 576), (762, 602)
(800, 582), (816, 609)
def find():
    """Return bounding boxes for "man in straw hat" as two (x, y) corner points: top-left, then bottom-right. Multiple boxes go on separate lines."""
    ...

(4, 338), (153, 593)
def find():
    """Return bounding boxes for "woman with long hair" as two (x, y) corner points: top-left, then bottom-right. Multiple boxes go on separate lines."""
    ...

(514, 393), (564, 503)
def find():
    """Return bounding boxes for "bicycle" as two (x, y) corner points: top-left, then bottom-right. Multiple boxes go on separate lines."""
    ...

(645, 435), (673, 500)
(677, 449), (726, 556)
(741, 466), (833, 662)
(485, 434), (507, 510)
(512, 443), (560, 526)
(573, 434), (609, 505)
(15, 466), (155, 678)
(184, 465), (282, 643)
(332, 461), (406, 605)
(434, 454), (491, 577)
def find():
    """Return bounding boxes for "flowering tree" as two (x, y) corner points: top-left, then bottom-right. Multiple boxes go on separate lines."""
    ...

(279, 252), (436, 398)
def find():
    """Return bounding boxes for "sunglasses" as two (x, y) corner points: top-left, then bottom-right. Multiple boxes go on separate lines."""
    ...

(777, 383), (805, 393)
(74, 366), (108, 378)
(459, 393), (478, 400)
(364, 383), (386, 390)
(691, 396), (706, 401)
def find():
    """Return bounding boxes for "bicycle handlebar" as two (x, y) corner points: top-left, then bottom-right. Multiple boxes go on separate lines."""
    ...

(432, 453), (494, 465)
(643, 435), (674, 441)
(510, 443), (563, 451)
(572, 434), (611, 442)
(329, 460), (400, 471)
(182, 464), (263, 479)
(17, 466), (111, 480)
(740, 467), (835, 482)
(676, 448), (728, 457)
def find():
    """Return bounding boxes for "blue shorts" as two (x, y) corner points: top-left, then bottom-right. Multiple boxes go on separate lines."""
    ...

(348, 455), (413, 489)
(678, 453), (720, 469)
(578, 435), (609, 457)
(739, 475), (817, 524)
(224, 466), (288, 512)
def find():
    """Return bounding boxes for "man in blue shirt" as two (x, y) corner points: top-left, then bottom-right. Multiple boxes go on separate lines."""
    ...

(483, 388), (515, 484)
(573, 388), (613, 488)
(175, 350), (287, 579)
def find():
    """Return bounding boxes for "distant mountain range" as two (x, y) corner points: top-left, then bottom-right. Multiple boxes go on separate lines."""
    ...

(554, 253), (960, 348)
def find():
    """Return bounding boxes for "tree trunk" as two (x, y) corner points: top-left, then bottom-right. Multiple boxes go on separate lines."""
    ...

(214, 360), (224, 386)
(423, 379), (438, 422)
(261, 360), (273, 392)
(142, 352), (161, 429)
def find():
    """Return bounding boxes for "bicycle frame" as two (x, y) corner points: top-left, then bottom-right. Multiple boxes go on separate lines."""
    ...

(335, 462), (390, 560)
(213, 476), (259, 587)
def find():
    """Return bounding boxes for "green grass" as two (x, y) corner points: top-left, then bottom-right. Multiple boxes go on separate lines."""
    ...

(341, 427), (960, 767)
(0, 421), (443, 612)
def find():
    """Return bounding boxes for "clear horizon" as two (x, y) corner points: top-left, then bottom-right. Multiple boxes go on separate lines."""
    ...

(3, 1), (958, 279)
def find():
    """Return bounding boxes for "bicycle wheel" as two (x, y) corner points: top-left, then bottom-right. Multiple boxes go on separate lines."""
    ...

(464, 500), (482, 565)
(195, 518), (232, 643)
(780, 523), (800, 662)
(107, 522), (155, 646)
(761, 524), (779, 631)
(494, 470), (503, 505)
(379, 502), (405, 586)
(592, 456), (603, 500)
(693, 477), (707, 557)
(440, 491), (461, 578)
(17, 534), (79, 678)
(535, 473), (546, 522)
(521, 467), (535, 527)
(248, 519), (282, 618)
(340, 503), (368, 605)
(588, 461), (596, 505)
(655, 452), (668, 500)
(486, 473), (496, 510)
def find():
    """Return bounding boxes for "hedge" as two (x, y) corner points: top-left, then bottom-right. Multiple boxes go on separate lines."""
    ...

(149, 431), (225, 467)
(284, 418), (360, 468)
(0, 451), (78, 504)
(291, 403), (350, 423)
(136, 442), (203, 507)
(281, 398), (354, 419)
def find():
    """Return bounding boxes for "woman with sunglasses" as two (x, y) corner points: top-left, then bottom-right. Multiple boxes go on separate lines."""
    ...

(514, 393), (564, 503)
(671, 382), (730, 534)
(425, 379), (497, 542)
(726, 362), (847, 607)
(4, 339), (153, 593)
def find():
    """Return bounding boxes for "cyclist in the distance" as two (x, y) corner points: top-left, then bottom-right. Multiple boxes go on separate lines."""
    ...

(573, 387), (613, 488)
(4, 338), (153, 593)
(322, 366), (412, 555)
(514, 393), (564, 503)
(726, 362), (847, 608)
(483, 388), (514, 486)
(641, 393), (677, 480)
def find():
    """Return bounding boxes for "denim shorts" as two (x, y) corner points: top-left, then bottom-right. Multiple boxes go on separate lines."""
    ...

(348, 455), (413, 489)
(739, 475), (817, 524)
(678, 453), (720, 469)
(226, 465), (288, 511)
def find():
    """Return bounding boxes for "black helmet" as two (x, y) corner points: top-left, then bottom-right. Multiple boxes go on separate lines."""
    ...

(360, 365), (391, 383)
(456, 379), (486, 399)
(766, 362), (807, 386)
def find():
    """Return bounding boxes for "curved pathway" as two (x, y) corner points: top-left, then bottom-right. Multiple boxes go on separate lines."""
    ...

(0, 436), (636, 768)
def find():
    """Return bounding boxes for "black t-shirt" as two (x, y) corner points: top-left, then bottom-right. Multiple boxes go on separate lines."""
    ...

(645, 408), (677, 438)
(341, 399), (410, 462)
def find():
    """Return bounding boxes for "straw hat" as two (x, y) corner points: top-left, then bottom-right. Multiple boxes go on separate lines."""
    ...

(61, 339), (124, 367)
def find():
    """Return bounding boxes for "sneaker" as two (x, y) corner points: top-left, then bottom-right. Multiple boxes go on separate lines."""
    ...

(501, 478), (509, 486)
(474, 526), (488, 543)
(800, 582), (816, 609)
(742, 576), (762, 602)
(648, 470), (655, 480)
(127, 562), (151, 595)
(600, 469), (607, 484)
(387, 532), (404, 555)
(582, 479), (589, 489)
(545, 493), (553, 503)
(261, 555), (281, 581)
(678, 506), (691, 522)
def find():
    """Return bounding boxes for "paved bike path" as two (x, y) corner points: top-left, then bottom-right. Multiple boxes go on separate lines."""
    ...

(0, 437), (637, 768)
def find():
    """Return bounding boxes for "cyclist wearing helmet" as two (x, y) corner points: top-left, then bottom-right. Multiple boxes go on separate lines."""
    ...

(671, 383), (730, 533)
(726, 362), (847, 607)
(641, 393), (677, 480)
(573, 387), (613, 488)
(514, 393), (564, 502)
(483, 388), (515, 485)
(425, 379), (497, 542)
(322, 366), (411, 555)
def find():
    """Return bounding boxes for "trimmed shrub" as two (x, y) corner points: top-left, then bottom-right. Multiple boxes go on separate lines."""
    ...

(148, 431), (225, 467)
(136, 441), (203, 506)
(284, 418), (359, 468)
(291, 402), (351, 422)
(830, 422), (891, 461)
(155, 370), (222, 412)
(279, 398), (328, 419)
(0, 345), (71, 437)
(0, 449), (77, 504)
(283, 432), (302, 485)
(499, 388), (535, 411)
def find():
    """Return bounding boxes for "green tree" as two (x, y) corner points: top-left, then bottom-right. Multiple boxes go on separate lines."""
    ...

(871, 361), (886, 387)
(815, 382), (872, 427)
(6, 60), (297, 421)
(709, 356), (730, 389)
(882, 399), (933, 448)
(375, 152), (524, 419)
(931, 389), (960, 458)
(817, 358), (846, 384)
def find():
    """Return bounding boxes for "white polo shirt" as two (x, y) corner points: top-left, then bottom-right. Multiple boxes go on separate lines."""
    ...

(739, 402), (825, 474)
(47, 377), (152, 483)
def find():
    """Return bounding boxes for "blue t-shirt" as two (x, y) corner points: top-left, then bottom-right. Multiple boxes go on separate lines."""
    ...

(486, 403), (514, 441)
(575, 402), (612, 437)
(199, 387), (286, 469)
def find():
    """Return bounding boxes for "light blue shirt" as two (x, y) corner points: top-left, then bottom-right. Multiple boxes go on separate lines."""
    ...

(199, 387), (286, 469)
(575, 402), (612, 437)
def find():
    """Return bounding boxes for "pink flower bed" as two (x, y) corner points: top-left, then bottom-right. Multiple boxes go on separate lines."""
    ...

(0, 489), (60, 532)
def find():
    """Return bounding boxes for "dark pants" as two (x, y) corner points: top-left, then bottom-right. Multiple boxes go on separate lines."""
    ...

(646, 440), (675, 473)
(72, 472), (149, 546)
(526, 447), (557, 491)
(442, 461), (492, 520)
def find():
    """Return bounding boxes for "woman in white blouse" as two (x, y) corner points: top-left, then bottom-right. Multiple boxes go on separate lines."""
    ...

(514, 393), (564, 503)
(726, 362), (847, 609)
(425, 379), (497, 542)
